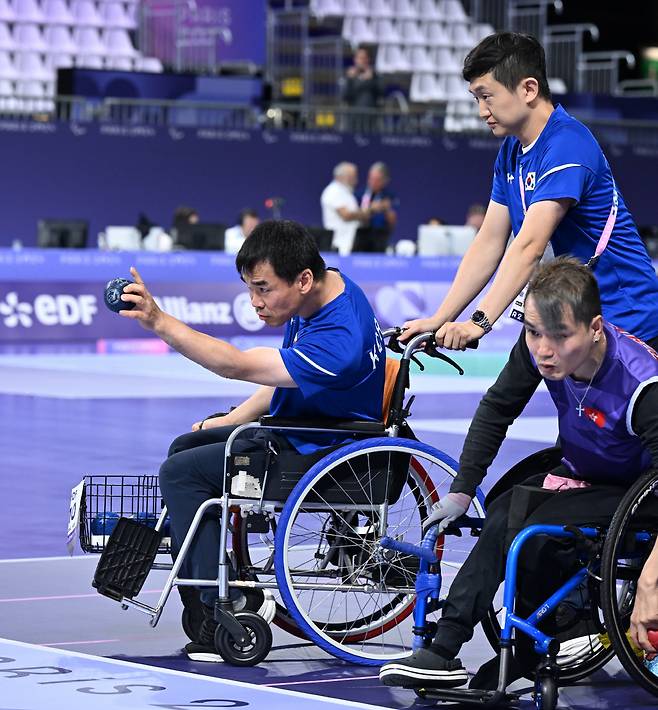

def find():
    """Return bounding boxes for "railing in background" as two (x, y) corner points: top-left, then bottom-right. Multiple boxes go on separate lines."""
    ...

(0, 95), (657, 153)
(544, 24), (599, 93)
(578, 51), (636, 96)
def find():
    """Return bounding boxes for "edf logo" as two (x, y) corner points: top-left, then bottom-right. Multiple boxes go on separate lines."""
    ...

(0, 291), (98, 328)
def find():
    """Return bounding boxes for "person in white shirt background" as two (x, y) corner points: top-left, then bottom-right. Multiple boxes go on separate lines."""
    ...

(224, 208), (260, 255)
(320, 161), (371, 255)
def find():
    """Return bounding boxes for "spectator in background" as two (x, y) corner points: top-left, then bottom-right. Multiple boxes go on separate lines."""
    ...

(465, 203), (486, 231)
(344, 47), (381, 108)
(354, 162), (398, 252)
(171, 205), (199, 244)
(321, 162), (370, 255)
(427, 217), (445, 226)
(224, 208), (260, 255)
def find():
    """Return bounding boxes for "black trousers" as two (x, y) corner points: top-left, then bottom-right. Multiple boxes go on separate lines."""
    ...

(160, 425), (296, 606)
(433, 473), (628, 662)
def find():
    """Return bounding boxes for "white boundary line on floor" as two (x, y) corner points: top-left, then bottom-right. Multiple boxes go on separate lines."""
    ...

(0, 638), (392, 710)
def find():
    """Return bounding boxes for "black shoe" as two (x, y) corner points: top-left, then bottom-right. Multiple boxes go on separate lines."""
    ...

(179, 586), (205, 643)
(469, 654), (525, 691)
(185, 603), (221, 662)
(379, 649), (468, 688)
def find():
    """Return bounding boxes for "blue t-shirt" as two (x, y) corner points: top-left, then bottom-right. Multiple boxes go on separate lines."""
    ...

(358, 187), (399, 232)
(270, 270), (386, 453)
(491, 104), (658, 342)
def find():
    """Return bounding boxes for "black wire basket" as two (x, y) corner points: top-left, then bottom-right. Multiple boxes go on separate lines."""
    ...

(79, 475), (171, 554)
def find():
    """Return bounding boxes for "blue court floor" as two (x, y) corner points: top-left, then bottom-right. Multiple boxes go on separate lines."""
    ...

(0, 351), (655, 709)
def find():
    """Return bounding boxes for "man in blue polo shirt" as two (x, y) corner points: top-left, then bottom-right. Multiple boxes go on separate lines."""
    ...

(402, 32), (658, 351)
(119, 219), (385, 660)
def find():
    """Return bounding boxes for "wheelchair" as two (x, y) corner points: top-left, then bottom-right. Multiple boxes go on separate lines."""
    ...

(382, 464), (658, 708)
(598, 467), (658, 700)
(75, 327), (489, 665)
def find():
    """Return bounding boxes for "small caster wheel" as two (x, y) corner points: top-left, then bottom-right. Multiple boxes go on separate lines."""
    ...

(214, 611), (273, 666)
(534, 674), (558, 710)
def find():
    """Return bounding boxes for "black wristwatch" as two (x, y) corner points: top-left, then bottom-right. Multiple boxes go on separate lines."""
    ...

(470, 310), (492, 334)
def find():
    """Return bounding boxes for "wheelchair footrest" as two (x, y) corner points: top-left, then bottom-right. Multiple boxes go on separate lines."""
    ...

(92, 517), (161, 601)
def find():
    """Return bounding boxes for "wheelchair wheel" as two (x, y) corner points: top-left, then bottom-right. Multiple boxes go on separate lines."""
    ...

(600, 469), (658, 698)
(274, 437), (486, 665)
(214, 611), (273, 666)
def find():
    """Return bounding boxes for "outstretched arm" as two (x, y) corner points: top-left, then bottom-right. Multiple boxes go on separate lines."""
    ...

(120, 267), (296, 387)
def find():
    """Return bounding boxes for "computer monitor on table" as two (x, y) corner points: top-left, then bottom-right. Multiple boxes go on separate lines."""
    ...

(306, 226), (335, 252)
(352, 227), (389, 253)
(417, 225), (476, 257)
(176, 222), (226, 251)
(37, 219), (88, 248)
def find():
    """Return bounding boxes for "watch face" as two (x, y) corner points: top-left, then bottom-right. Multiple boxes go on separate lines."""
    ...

(472, 310), (484, 321)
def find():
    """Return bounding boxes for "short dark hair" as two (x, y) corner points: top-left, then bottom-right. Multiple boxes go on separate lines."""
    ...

(235, 220), (326, 284)
(238, 207), (258, 226)
(462, 32), (552, 101)
(526, 256), (601, 333)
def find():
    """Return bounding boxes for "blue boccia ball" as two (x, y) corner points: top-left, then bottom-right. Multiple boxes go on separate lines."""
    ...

(90, 511), (121, 535)
(104, 278), (135, 313)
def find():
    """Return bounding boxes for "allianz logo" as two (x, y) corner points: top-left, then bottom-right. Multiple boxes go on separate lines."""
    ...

(154, 296), (233, 325)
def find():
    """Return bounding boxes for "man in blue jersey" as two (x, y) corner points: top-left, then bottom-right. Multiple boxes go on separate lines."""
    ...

(119, 220), (385, 660)
(381, 257), (658, 689)
(402, 32), (658, 350)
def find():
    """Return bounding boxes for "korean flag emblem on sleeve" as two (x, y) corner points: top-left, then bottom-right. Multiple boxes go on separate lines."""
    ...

(525, 172), (536, 191)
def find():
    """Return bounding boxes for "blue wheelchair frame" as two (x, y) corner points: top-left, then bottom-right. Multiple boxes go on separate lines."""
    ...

(381, 520), (603, 707)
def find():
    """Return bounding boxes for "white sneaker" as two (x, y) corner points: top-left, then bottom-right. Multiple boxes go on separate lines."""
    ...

(556, 634), (603, 666)
(233, 588), (277, 624)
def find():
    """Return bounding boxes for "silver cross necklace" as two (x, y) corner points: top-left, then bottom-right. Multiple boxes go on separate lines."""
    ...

(564, 349), (604, 417)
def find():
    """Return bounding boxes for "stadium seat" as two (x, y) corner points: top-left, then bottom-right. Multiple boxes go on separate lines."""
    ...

(418, 0), (442, 21)
(14, 23), (48, 52)
(400, 19), (425, 46)
(441, 0), (467, 22)
(45, 25), (78, 53)
(0, 21), (14, 50)
(410, 46), (435, 72)
(342, 0), (368, 17)
(370, 0), (395, 18)
(15, 52), (53, 81)
(71, 0), (103, 27)
(101, 2), (136, 29)
(410, 72), (444, 101)
(311, 0), (345, 16)
(42, 0), (75, 25)
(76, 53), (103, 68)
(45, 51), (74, 69)
(393, 0), (419, 19)
(134, 55), (163, 73)
(425, 20), (450, 47)
(104, 28), (137, 57)
(375, 18), (400, 44)
(343, 16), (376, 44)
(0, 51), (18, 79)
(432, 47), (461, 73)
(13, 0), (45, 24)
(0, 0), (14, 22)
(74, 26), (105, 55)
(376, 44), (411, 73)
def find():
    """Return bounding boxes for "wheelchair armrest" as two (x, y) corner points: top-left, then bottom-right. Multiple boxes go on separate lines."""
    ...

(258, 415), (385, 433)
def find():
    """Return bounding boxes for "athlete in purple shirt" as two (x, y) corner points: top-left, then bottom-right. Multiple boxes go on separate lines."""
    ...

(380, 257), (658, 690)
